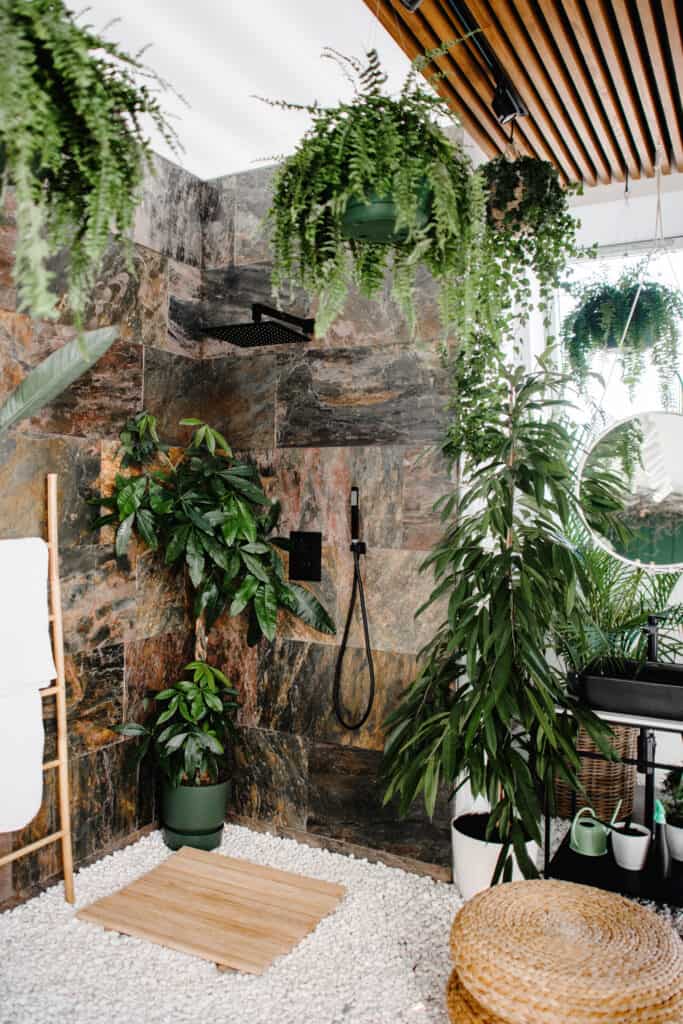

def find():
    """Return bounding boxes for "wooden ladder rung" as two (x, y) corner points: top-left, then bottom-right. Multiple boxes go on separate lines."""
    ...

(0, 830), (64, 869)
(40, 685), (58, 697)
(42, 759), (60, 771)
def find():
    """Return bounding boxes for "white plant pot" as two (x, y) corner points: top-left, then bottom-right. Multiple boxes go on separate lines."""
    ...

(610, 822), (650, 871)
(666, 822), (683, 862)
(452, 815), (539, 901)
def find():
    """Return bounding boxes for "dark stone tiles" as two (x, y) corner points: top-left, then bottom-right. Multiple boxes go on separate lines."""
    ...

(307, 741), (451, 867)
(229, 726), (308, 829)
(135, 550), (188, 640)
(200, 349), (277, 450)
(206, 610), (261, 728)
(55, 243), (168, 351)
(167, 259), (202, 358)
(64, 643), (125, 756)
(124, 629), (195, 722)
(0, 309), (77, 400)
(143, 348), (205, 445)
(67, 743), (142, 865)
(7, 770), (60, 895)
(61, 549), (136, 654)
(201, 176), (235, 270)
(401, 444), (455, 551)
(132, 155), (204, 267)
(275, 343), (448, 448)
(0, 432), (100, 553)
(26, 337), (143, 440)
(231, 166), (276, 267)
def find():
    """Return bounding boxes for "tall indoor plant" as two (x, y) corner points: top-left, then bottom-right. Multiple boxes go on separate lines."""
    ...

(265, 47), (485, 341)
(104, 413), (335, 848)
(0, 0), (177, 322)
(382, 352), (614, 893)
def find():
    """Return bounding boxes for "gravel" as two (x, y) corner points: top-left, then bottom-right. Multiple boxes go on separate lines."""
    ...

(0, 825), (463, 1024)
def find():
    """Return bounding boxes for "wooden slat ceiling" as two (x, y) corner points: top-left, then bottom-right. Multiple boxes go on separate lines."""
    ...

(364, 0), (683, 186)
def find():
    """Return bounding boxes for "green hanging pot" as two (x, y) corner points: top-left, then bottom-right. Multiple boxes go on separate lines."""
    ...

(341, 181), (431, 244)
(161, 779), (230, 852)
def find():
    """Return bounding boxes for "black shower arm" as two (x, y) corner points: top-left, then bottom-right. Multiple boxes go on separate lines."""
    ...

(251, 304), (315, 336)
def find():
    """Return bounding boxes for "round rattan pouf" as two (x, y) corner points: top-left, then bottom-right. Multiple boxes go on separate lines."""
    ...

(448, 879), (683, 1024)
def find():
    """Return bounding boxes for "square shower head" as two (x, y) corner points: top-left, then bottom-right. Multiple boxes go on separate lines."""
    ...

(201, 304), (314, 349)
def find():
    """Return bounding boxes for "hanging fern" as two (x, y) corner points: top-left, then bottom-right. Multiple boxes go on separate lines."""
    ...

(0, 0), (178, 323)
(562, 269), (683, 406)
(264, 47), (485, 342)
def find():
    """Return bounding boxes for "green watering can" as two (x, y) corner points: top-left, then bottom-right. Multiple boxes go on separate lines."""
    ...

(570, 800), (622, 857)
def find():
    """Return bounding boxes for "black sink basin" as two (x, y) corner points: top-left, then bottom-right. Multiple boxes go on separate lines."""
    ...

(570, 660), (683, 721)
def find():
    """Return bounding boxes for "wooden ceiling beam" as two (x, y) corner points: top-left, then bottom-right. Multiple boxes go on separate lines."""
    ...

(586, 0), (655, 177)
(635, 0), (683, 172)
(460, 0), (584, 182)
(610, 0), (671, 173)
(516, 0), (621, 183)
(362, 0), (501, 158)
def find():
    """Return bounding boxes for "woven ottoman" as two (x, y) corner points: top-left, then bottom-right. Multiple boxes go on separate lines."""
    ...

(447, 879), (683, 1024)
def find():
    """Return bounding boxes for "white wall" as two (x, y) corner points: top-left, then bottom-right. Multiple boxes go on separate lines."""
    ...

(570, 170), (683, 249)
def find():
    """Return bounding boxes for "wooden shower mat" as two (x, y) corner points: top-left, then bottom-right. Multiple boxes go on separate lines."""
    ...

(77, 845), (346, 974)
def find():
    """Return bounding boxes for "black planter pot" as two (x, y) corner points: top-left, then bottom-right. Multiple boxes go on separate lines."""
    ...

(570, 661), (683, 721)
(161, 779), (230, 851)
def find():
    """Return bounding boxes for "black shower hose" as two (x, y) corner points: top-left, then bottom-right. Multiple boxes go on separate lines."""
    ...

(333, 543), (376, 730)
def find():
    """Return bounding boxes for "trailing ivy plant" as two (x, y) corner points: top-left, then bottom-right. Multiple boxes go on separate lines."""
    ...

(264, 47), (485, 341)
(0, 0), (178, 322)
(382, 352), (615, 879)
(482, 155), (591, 333)
(562, 270), (683, 406)
(96, 415), (335, 655)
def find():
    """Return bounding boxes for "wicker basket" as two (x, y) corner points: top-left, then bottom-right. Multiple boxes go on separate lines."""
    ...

(554, 724), (637, 820)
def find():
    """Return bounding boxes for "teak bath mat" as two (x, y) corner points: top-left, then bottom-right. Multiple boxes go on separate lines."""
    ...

(77, 845), (346, 974)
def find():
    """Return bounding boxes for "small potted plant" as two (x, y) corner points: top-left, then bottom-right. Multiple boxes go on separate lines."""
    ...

(562, 271), (683, 406)
(266, 47), (483, 340)
(118, 662), (238, 850)
(662, 767), (683, 861)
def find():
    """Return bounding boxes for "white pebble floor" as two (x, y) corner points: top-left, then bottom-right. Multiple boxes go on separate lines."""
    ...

(0, 825), (463, 1024)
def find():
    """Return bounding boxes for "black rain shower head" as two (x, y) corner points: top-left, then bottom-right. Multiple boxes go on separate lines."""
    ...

(200, 304), (314, 349)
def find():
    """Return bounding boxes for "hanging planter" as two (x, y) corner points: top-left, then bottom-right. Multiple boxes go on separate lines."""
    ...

(481, 155), (589, 330)
(265, 48), (484, 340)
(562, 271), (683, 406)
(0, 0), (177, 323)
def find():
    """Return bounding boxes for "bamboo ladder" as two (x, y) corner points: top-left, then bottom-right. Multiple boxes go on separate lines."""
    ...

(0, 474), (75, 903)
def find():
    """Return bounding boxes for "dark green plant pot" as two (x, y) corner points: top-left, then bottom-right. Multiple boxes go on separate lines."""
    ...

(161, 779), (230, 852)
(341, 183), (430, 244)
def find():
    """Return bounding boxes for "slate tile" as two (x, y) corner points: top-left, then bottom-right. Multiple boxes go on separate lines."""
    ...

(143, 347), (205, 445)
(124, 629), (195, 722)
(135, 550), (188, 640)
(132, 154), (204, 266)
(167, 259), (202, 358)
(229, 726), (308, 829)
(61, 550), (136, 654)
(200, 348), (277, 450)
(401, 444), (456, 550)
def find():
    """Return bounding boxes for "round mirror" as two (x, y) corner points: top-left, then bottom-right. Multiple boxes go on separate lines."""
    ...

(579, 411), (683, 570)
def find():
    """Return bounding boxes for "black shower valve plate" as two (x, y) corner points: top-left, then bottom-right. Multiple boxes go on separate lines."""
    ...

(289, 531), (322, 582)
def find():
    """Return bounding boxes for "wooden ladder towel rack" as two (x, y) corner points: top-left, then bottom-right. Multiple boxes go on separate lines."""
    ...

(0, 474), (75, 903)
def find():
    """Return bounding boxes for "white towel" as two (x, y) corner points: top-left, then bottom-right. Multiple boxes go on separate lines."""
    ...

(0, 689), (46, 832)
(0, 538), (56, 694)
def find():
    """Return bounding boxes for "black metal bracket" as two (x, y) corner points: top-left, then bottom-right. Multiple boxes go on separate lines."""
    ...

(251, 304), (315, 336)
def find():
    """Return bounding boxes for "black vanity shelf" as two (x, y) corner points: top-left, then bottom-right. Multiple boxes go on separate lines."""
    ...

(544, 705), (683, 907)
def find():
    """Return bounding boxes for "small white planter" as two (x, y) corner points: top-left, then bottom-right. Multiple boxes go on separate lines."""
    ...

(666, 822), (683, 862)
(610, 822), (650, 871)
(452, 814), (539, 901)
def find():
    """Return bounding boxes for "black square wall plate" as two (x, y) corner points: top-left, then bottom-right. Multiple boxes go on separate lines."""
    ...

(289, 531), (322, 582)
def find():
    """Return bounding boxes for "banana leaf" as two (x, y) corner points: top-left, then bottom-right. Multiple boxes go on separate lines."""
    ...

(0, 325), (119, 434)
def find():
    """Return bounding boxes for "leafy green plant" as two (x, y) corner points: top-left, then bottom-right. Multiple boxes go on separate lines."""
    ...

(562, 270), (683, 406)
(662, 768), (683, 828)
(117, 661), (239, 786)
(118, 411), (165, 468)
(96, 415), (335, 652)
(0, 0), (177, 322)
(481, 155), (590, 330)
(382, 354), (614, 880)
(265, 47), (485, 340)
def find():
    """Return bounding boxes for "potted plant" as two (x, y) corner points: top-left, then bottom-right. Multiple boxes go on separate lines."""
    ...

(382, 351), (615, 898)
(117, 662), (239, 851)
(0, 0), (177, 322)
(99, 414), (335, 847)
(662, 768), (683, 861)
(266, 47), (484, 340)
(562, 271), (683, 407)
(481, 155), (590, 333)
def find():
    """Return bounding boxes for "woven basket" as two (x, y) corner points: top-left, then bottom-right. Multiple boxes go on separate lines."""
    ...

(554, 724), (637, 820)
(448, 879), (683, 1024)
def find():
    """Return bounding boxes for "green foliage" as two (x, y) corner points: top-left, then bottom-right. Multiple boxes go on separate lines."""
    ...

(265, 47), (485, 341)
(382, 355), (615, 877)
(118, 411), (164, 468)
(0, 0), (178, 322)
(555, 545), (683, 672)
(95, 415), (335, 645)
(116, 661), (239, 786)
(481, 156), (591, 331)
(663, 768), (683, 828)
(562, 270), (683, 406)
